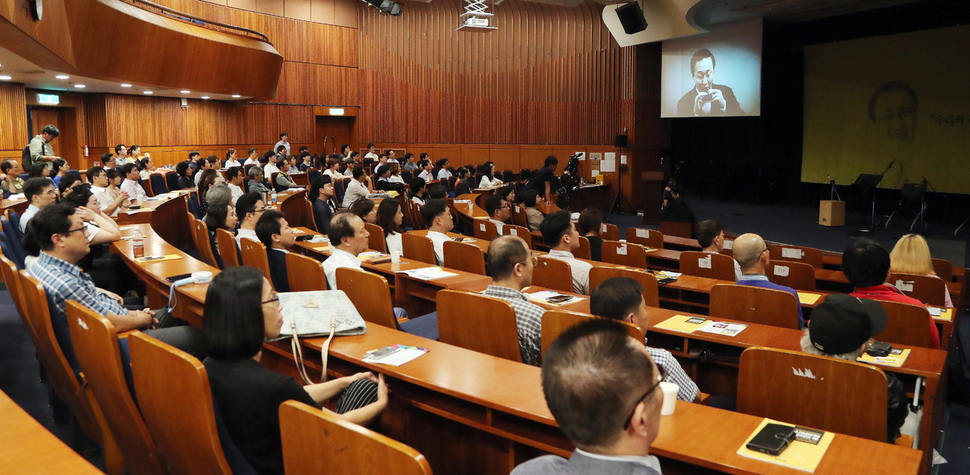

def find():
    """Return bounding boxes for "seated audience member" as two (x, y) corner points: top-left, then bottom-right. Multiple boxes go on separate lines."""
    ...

(101, 152), (117, 171)
(483, 236), (545, 366)
(374, 165), (404, 193)
(540, 210), (592, 294)
(51, 158), (69, 188)
(520, 189), (544, 232)
(247, 166), (271, 195)
(273, 159), (298, 192)
(297, 152), (313, 172)
(224, 148), (241, 169)
(427, 184), (447, 200)
(27, 163), (50, 181)
(204, 199), (237, 269)
(20, 177), (57, 232)
(114, 144), (130, 166)
(235, 192), (264, 248)
(403, 153), (419, 172)
(843, 239), (940, 349)
(175, 161), (194, 190)
(263, 154), (281, 177)
(421, 199), (454, 266)
(226, 166), (245, 205)
(58, 185), (129, 294)
(349, 198), (378, 224)
(104, 169), (126, 207)
(890, 234), (953, 307)
(310, 176), (338, 234)
(1, 159), (24, 196)
(255, 210), (295, 292)
(57, 175), (82, 199)
(576, 208), (605, 261)
(417, 160), (434, 182)
(800, 294), (909, 442)
(387, 163), (406, 185)
(376, 198), (404, 255)
(497, 185), (515, 205)
(202, 267), (385, 474)
(658, 185), (694, 223)
(342, 166), (373, 208)
(511, 319), (664, 475)
(322, 212), (370, 289)
(324, 157), (349, 179)
(592, 277), (700, 403)
(485, 194), (510, 234)
(137, 157), (159, 180)
(197, 169), (221, 218)
(695, 219), (742, 280)
(435, 158), (453, 180)
(87, 167), (128, 216)
(26, 204), (201, 353)
(454, 166), (473, 196)
(194, 155), (218, 186)
(60, 185), (123, 247)
(732, 233), (805, 328)
(409, 177), (428, 204)
(118, 163), (147, 204)
(243, 148), (260, 167)
(523, 155), (558, 203)
(478, 161), (504, 189)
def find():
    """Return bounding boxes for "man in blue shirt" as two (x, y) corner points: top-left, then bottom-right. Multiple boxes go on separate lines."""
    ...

(732, 233), (805, 328)
(523, 155), (558, 203)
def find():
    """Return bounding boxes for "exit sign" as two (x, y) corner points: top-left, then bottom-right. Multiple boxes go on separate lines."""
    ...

(38, 94), (59, 105)
(329, 108), (345, 116)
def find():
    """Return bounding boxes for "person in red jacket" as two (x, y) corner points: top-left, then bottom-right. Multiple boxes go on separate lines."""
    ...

(841, 239), (940, 349)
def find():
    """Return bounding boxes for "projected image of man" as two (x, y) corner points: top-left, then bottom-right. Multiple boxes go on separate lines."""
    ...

(677, 48), (744, 117)
(869, 81), (917, 147)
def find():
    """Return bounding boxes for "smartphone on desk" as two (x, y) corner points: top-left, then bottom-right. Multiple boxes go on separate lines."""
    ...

(545, 294), (573, 304)
(166, 273), (193, 283)
(295, 234), (315, 241)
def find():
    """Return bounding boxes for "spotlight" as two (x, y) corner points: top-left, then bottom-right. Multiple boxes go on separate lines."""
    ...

(362, 0), (402, 16)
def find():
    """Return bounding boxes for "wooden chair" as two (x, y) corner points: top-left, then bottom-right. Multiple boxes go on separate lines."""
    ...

(286, 253), (327, 291)
(626, 227), (664, 249)
(280, 400), (432, 475)
(472, 218), (499, 241)
(215, 228), (240, 268)
(364, 223), (389, 253)
(659, 221), (692, 238)
(1, 255), (32, 342)
(709, 284), (800, 329)
(335, 267), (398, 329)
(141, 178), (155, 197)
(302, 196), (318, 232)
(67, 301), (165, 475)
(574, 235), (591, 260)
(443, 240), (486, 275)
(766, 260), (816, 291)
(769, 243), (823, 269)
(738, 347), (895, 444)
(679, 251), (736, 281)
(127, 332), (233, 475)
(511, 204), (528, 227)
(503, 224), (533, 248)
(874, 300), (935, 348)
(533, 255), (574, 293)
(601, 240), (648, 269)
(402, 232), (437, 265)
(240, 238), (273, 287)
(931, 258), (953, 282)
(588, 266), (660, 307)
(540, 309), (645, 356)
(599, 222), (619, 241)
(437, 290), (521, 362)
(192, 219), (218, 268)
(411, 202), (428, 230)
(888, 272), (947, 307)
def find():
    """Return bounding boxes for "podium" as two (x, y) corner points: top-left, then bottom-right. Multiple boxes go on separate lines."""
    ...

(819, 200), (845, 227)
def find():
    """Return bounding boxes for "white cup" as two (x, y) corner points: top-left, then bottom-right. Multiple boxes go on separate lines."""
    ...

(660, 382), (679, 416)
(390, 251), (402, 264)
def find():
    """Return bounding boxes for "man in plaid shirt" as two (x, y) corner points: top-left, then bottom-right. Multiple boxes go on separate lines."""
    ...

(483, 236), (545, 366)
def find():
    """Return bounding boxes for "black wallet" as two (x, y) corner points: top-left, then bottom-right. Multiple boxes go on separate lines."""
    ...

(866, 341), (893, 357)
(746, 423), (795, 456)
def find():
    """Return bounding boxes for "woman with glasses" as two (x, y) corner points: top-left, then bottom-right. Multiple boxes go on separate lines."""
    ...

(203, 267), (387, 474)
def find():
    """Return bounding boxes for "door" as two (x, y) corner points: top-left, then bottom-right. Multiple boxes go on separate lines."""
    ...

(315, 116), (355, 157)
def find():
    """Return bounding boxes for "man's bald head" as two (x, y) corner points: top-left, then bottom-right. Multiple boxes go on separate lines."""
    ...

(487, 235), (531, 281)
(733, 233), (767, 271)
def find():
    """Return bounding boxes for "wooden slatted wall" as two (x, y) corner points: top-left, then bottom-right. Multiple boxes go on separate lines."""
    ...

(0, 83), (27, 159)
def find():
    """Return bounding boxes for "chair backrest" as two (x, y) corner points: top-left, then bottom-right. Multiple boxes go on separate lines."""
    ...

(411, 202), (428, 230)
(541, 309), (645, 356)
(626, 227), (664, 249)
(401, 232), (437, 265)
(931, 258), (953, 282)
(333, 179), (346, 205)
(574, 235), (591, 260)
(17, 271), (103, 444)
(437, 290), (521, 362)
(532, 256), (574, 293)
(1, 255), (30, 334)
(141, 178), (155, 197)
(165, 172), (180, 191)
(766, 260), (816, 291)
(150, 174), (169, 195)
(599, 222), (619, 241)
(307, 169), (320, 183)
(658, 221), (692, 238)
(874, 299), (935, 348)
(279, 401), (431, 475)
(588, 266), (660, 307)
(443, 240), (486, 275)
(302, 198), (318, 233)
(215, 228), (240, 268)
(67, 301), (165, 475)
(128, 332), (233, 475)
(503, 224), (532, 248)
(601, 240), (648, 269)
(1, 216), (26, 268)
(768, 243), (823, 269)
(240, 238), (273, 287)
(888, 272), (947, 307)
(472, 218), (499, 241)
(679, 251), (736, 281)
(709, 284), (800, 329)
(335, 267), (398, 329)
(285, 253), (328, 292)
(738, 347), (888, 442)
(511, 204), (528, 227)
(364, 223), (388, 253)
(193, 219), (219, 268)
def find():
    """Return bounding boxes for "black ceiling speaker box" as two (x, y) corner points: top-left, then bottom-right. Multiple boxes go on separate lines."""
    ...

(614, 134), (628, 148)
(616, 3), (647, 35)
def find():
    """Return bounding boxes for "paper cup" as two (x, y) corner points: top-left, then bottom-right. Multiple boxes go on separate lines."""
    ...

(391, 251), (402, 263)
(660, 382), (679, 415)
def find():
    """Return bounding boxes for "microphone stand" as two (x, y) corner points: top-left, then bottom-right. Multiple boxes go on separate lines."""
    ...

(861, 160), (894, 233)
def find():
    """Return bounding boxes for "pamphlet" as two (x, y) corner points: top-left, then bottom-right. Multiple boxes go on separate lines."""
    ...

(737, 418), (834, 472)
(526, 290), (585, 306)
(363, 345), (428, 366)
(135, 254), (182, 264)
(858, 348), (910, 367)
(400, 267), (459, 281)
(653, 315), (708, 334)
(696, 320), (747, 337)
(797, 292), (822, 305)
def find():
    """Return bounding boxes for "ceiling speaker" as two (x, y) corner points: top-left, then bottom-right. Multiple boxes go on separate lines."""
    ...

(616, 3), (647, 35)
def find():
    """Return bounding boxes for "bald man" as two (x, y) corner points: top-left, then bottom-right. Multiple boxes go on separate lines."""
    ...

(732, 233), (805, 328)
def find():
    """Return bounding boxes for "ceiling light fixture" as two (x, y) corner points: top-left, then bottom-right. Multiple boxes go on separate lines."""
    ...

(120, 83), (132, 88)
(55, 75), (70, 80)
(181, 90), (191, 94)
(231, 94), (241, 98)
(201, 96), (210, 99)
(143, 91), (153, 94)
(362, 0), (402, 16)
(74, 84), (86, 88)
(0, 75), (11, 81)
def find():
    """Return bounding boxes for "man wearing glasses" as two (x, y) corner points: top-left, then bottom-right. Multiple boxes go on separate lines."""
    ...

(676, 48), (744, 117)
(234, 192), (266, 248)
(485, 194), (510, 235)
(733, 233), (805, 328)
(512, 318), (664, 475)
(19, 178), (58, 232)
(483, 236), (546, 366)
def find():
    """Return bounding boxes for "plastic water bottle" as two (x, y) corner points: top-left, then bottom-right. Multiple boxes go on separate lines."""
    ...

(133, 231), (145, 259)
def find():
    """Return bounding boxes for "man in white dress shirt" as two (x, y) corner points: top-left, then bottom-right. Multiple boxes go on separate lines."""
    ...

(118, 164), (146, 205)
(322, 212), (370, 289)
(420, 199), (454, 266)
(540, 210), (592, 294)
(695, 219), (742, 280)
(226, 166), (245, 205)
(363, 143), (379, 161)
(485, 194), (510, 235)
(274, 132), (291, 157)
(114, 144), (130, 166)
(86, 167), (128, 217)
(342, 166), (373, 208)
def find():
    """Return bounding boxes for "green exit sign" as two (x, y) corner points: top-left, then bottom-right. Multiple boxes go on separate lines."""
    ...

(38, 93), (59, 105)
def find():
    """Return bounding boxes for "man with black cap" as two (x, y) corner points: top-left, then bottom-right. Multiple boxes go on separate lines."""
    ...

(800, 294), (909, 442)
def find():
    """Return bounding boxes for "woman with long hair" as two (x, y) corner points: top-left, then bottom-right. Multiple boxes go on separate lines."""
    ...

(890, 234), (953, 307)
(376, 198), (404, 254)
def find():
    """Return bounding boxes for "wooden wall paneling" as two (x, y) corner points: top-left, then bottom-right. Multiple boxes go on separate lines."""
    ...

(333, 0), (358, 29)
(0, 83), (27, 152)
(84, 95), (109, 149)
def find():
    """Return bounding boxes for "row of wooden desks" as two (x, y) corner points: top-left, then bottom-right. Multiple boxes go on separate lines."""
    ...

(0, 389), (102, 473)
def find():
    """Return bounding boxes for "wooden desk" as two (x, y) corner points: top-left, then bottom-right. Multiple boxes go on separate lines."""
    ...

(0, 388), (102, 473)
(559, 183), (611, 213)
(0, 196), (28, 217)
(452, 194), (489, 219)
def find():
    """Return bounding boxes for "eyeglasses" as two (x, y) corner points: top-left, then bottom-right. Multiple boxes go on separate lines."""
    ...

(622, 365), (668, 430)
(63, 226), (88, 237)
(693, 70), (713, 80)
(262, 293), (280, 307)
(518, 256), (539, 267)
(761, 243), (771, 255)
